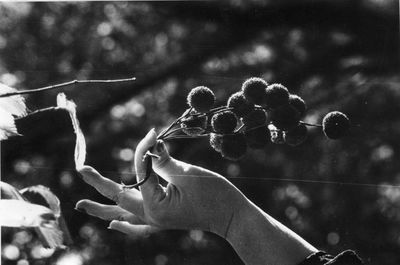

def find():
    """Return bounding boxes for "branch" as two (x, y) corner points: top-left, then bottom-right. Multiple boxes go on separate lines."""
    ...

(0, 77), (136, 98)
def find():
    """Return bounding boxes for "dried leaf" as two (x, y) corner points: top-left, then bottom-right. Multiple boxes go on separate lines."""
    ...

(0, 83), (26, 140)
(1, 182), (68, 248)
(0, 199), (56, 227)
(57, 93), (86, 170)
(21, 185), (73, 245)
(0, 83), (27, 117)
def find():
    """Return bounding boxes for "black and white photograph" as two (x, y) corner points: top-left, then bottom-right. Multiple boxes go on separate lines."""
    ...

(0, 1), (399, 265)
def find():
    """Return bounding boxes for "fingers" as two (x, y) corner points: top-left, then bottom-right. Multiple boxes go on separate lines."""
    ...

(134, 129), (162, 200)
(78, 165), (144, 217)
(78, 166), (122, 202)
(108, 222), (160, 238)
(75, 199), (144, 224)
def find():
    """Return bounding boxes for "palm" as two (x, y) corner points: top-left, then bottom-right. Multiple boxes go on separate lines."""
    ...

(76, 130), (245, 238)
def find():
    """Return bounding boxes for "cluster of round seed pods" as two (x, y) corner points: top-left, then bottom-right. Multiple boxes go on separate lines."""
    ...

(160, 77), (350, 161)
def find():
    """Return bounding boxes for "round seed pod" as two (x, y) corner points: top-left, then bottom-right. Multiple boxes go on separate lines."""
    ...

(242, 77), (268, 105)
(322, 111), (350, 139)
(220, 133), (247, 161)
(242, 108), (268, 128)
(187, 86), (215, 113)
(209, 133), (223, 152)
(245, 125), (269, 149)
(180, 115), (208, 136)
(265, 83), (289, 109)
(284, 123), (308, 146)
(289, 94), (306, 116)
(270, 104), (300, 131)
(211, 110), (238, 134)
(227, 91), (255, 118)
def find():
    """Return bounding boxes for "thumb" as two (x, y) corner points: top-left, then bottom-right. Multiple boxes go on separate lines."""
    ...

(151, 140), (171, 169)
(135, 128), (157, 178)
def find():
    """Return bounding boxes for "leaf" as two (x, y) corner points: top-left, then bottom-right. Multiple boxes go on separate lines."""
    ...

(0, 107), (21, 140)
(0, 199), (57, 228)
(57, 93), (86, 170)
(1, 182), (69, 248)
(0, 83), (27, 140)
(0, 181), (26, 200)
(0, 83), (27, 117)
(21, 185), (73, 246)
(21, 185), (61, 217)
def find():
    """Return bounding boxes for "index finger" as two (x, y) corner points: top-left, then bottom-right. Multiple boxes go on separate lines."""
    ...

(79, 166), (145, 217)
(78, 166), (122, 202)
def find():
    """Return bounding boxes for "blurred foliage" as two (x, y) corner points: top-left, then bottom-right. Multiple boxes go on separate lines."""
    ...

(1, 1), (399, 265)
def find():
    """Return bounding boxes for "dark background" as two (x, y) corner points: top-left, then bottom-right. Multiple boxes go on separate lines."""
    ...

(1, 1), (399, 265)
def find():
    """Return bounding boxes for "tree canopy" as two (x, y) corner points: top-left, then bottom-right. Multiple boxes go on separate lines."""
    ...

(1, 1), (399, 265)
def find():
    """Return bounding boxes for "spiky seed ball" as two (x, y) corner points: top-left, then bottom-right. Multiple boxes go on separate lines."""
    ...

(269, 127), (285, 144)
(270, 104), (300, 131)
(265, 83), (290, 109)
(284, 123), (308, 146)
(220, 133), (247, 161)
(241, 77), (268, 105)
(242, 108), (268, 128)
(211, 111), (238, 134)
(245, 125), (269, 149)
(209, 133), (223, 152)
(227, 91), (255, 118)
(289, 94), (306, 116)
(187, 86), (215, 113)
(322, 111), (350, 139)
(180, 115), (208, 136)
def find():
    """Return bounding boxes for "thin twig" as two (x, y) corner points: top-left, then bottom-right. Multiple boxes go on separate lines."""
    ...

(300, 121), (322, 128)
(14, 107), (63, 120)
(0, 77), (136, 98)
(164, 134), (210, 140)
(157, 107), (192, 139)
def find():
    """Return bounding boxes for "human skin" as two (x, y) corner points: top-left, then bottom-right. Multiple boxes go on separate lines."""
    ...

(76, 129), (317, 265)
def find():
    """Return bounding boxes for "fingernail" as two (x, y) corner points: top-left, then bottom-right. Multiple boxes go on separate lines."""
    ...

(145, 128), (156, 138)
(74, 207), (87, 214)
(107, 220), (119, 230)
(155, 140), (165, 153)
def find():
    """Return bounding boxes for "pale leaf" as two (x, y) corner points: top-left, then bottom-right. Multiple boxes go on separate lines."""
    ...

(21, 185), (61, 217)
(0, 108), (20, 140)
(0, 199), (56, 227)
(1, 182), (67, 248)
(1, 181), (26, 200)
(57, 93), (86, 170)
(0, 83), (27, 117)
(21, 185), (74, 246)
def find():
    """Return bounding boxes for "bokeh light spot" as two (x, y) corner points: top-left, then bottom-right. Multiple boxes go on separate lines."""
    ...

(17, 259), (29, 265)
(2, 244), (20, 260)
(227, 163), (240, 177)
(327, 232), (340, 245)
(119, 148), (134, 161)
(97, 22), (112, 36)
(189, 230), (204, 242)
(56, 252), (83, 265)
(155, 254), (168, 265)
(1, 73), (18, 86)
(60, 171), (74, 188)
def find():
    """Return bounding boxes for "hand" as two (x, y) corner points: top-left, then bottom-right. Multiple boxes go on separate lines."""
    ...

(76, 129), (250, 238)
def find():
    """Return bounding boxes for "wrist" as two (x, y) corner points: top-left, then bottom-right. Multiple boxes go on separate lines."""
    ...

(225, 199), (317, 265)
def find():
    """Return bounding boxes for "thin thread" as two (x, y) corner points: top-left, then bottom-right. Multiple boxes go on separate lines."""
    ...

(12, 165), (400, 189)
